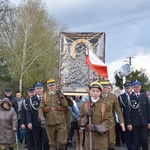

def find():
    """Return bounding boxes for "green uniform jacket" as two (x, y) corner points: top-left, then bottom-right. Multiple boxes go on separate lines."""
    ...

(80, 99), (112, 149)
(38, 91), (68, 125)
(100, 92), (124, 127)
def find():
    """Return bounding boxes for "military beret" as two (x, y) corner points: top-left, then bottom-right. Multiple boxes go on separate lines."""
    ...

(5, 88), (12, 92)
(89, 81), (102, 91)
(27, 86), (35, 92)
(132, 80), (141, 87)
(35, 82), (43, 88)
(46, 79), (56, 86)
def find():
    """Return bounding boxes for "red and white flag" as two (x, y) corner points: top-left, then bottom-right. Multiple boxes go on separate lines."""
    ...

(86, 50), (108, 79)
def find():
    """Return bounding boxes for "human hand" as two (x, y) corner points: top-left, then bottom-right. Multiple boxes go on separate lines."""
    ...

(127, 125), (132, 131)
(87, 124), (95, 131)
(21, 124), (26, 129)
(86, 109), (92, 119)
(120, 123), (125, 131)
(147, 123), (150, 129)
(28, 123), (32, 129)
(41, 121), (46, 129)
(76, 117), (80, 121)
(94, 124), (106, 134)
(13, 128), (17, 132)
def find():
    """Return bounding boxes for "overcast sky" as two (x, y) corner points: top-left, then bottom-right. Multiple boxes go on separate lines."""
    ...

(10, 0), (150, 82)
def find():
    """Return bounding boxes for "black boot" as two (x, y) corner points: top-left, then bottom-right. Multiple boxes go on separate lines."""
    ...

(65, 144), (68, 150)
(9, 147), (13, 150)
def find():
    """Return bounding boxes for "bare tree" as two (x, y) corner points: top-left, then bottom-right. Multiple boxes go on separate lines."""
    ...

(0, 0), (11, 25)
(0, 0), (61, 92)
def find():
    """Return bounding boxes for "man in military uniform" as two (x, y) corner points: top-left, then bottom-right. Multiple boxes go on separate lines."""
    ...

(38, 79), (68, 150)
(100, 80), (125, 150)
(27, 83), (49, 150)
(80, 81), (112, 150)
(20, 86), (36, 150)
(124, 81), (150, 150)
(118, 81), (133, 150)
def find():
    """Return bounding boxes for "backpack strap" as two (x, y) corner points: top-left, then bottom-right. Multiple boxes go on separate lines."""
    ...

(43, 92), (47, 104)
(84, 102), (89, 111)
(101, 102), (106, 122)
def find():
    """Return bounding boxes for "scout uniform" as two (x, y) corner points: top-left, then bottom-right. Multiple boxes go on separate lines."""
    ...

(100, 80), (124, 150)
(38, 79), (68, 150)
(80, 82), (112, 150)
(124, 81), (150, 150)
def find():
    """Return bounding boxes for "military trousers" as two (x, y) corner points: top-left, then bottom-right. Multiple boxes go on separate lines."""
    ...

(46, 122), (67, 150)
(26, 128), (35, 150)
(32, 127), (49, 150)
(108, 125), (116, 149)
(124, 125), (134, 150)
(132, 125), (148, 150)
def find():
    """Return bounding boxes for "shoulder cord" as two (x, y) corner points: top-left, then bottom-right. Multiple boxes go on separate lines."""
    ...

(30, 98), (39, 111)
(127, 95), (139, 110)
(119, 95), (126, 107)
(23, 99), (28, 110)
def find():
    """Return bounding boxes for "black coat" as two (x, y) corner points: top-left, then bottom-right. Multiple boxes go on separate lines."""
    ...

(118, 93), (128, 119)
(27, 95), (41, 127)
(125, 92), (150, 126)
(20, 97), (30, 126)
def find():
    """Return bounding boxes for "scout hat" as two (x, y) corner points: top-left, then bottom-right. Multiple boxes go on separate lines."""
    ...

(89, 81), (102, 91)
(99, 80), (110, 87)
(46, 79), (56, 86)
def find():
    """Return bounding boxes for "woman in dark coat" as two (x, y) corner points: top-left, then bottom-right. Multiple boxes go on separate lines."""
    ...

(0, 98), (18, 150)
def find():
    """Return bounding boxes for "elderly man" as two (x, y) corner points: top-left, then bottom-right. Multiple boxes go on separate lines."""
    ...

(125, 80), (150, 150)
(38, 79), (68, 150)
(27, 83), (49, 150)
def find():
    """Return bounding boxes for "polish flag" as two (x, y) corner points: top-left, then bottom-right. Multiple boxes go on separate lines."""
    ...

(86, 50), (108, 79)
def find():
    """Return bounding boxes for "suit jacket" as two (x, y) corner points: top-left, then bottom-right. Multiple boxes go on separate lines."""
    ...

(125, 92), (150, 126)
(118, 93), (128, 119)
(27, 95), (41, 127)
(100, 92), (124, 126)
(38, 91), (68, 125)
(20, 97), (30, 126)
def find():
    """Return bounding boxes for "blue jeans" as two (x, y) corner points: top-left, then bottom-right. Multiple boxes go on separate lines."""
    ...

(17, 119), (25, 141)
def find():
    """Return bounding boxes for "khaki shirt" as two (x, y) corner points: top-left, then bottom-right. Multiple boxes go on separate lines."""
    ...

(80, 100), (112, 149)
(100, 92), (124, 126)
(38, 91), (68, 125)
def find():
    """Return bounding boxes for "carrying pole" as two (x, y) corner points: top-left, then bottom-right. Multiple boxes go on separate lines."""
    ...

(86, 39), (92, 150)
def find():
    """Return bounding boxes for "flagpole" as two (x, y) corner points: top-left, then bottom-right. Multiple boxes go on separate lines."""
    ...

(86, 38), (92, 150)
